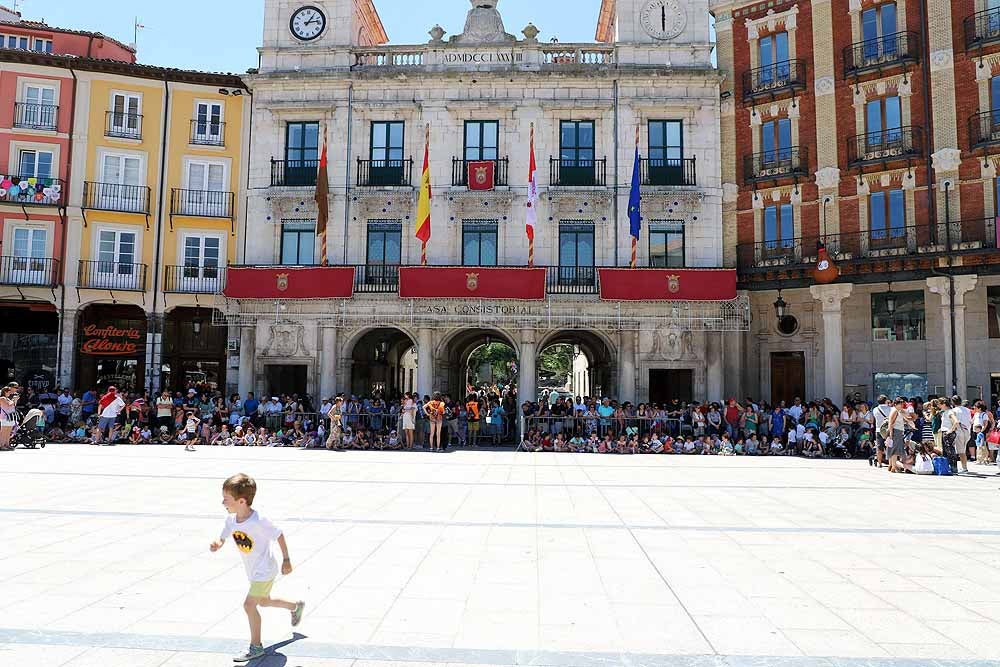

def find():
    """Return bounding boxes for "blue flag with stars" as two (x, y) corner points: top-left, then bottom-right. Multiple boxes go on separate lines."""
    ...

(628, 143), (641, 241)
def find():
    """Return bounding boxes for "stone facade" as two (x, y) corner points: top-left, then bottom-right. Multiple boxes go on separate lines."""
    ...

(229, 0), (743, 404)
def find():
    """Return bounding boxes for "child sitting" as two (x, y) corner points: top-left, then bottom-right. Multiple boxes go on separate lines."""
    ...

(648, 434), (662, 453)
(553, 433), (567, 452)
(746, 434), (760, 455)
(385, 430), (400, 450)
(139, 426), (152, 443)
(769, 436), (784, 455)
(700, 436), (713, 455)
(569, 434), (587, 452)
(683, 437), (697, 454)
(244, 429), (258, 447)
(734, 437), (745, 455)
(129, 426), (143, 445)
(719, 435), (735, 455)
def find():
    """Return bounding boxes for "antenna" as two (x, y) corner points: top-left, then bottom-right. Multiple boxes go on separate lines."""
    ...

(134, 16), (147, 49)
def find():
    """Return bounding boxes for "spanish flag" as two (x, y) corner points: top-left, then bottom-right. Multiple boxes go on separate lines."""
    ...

(415, 126), (431, 265)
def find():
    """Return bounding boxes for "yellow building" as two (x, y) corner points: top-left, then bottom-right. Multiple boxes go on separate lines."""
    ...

(61, 59), (248, 394)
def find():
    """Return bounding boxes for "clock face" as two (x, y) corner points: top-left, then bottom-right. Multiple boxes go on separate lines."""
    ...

(640, 0), (687, 41)
(290, 6), (326, 41)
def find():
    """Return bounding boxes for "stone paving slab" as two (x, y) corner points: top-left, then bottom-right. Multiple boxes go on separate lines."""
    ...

(0, 446), (998, 666)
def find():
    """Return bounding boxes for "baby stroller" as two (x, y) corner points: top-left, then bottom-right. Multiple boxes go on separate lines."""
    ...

(9, 409), (47, 449)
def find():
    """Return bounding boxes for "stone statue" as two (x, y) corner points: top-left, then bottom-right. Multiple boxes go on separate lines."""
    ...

(452, 0), (516, 44)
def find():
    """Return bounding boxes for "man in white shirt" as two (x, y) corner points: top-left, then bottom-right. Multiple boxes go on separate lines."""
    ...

(947, 396), (972, 474)
(97, 387), (125, 445)
(787, 398), (804, 424)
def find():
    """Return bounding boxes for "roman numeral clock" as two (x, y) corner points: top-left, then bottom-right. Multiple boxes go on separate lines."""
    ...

(290, 5), (326, 41)
(640, 0), (686, 41)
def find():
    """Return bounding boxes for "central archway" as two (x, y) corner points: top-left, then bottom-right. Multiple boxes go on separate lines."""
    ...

(348, 327), (418, 399)
(536, 329), (616, 403)
(437, 327), (519, 399)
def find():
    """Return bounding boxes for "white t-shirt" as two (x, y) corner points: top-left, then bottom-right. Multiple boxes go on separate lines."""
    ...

(220, 510), (282, 582)
(914, 453), (934, 474)
(100, 396), (125, 419)
(954, 406), (973, 430)
(788, 405), (803, 422)
(873, 404), (892, 432)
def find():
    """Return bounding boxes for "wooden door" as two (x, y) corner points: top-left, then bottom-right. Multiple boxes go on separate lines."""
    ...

(771, 352), (805, 406)
(649, 369), (693, 405)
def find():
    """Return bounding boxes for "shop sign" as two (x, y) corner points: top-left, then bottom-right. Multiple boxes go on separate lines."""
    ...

(79, 324), (144, 356)
(22, 369), (54, 393)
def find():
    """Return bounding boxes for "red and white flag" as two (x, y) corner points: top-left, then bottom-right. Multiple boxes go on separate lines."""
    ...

(526, 124), (537, 265)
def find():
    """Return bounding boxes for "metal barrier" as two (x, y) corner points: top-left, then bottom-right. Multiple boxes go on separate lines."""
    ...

(522, 415), (687, 440)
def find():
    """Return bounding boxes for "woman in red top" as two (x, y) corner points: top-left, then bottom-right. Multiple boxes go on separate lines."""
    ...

(724, 399), (743, 439)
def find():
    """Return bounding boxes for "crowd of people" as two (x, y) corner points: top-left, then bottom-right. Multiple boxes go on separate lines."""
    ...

(1, 380), (998, 475)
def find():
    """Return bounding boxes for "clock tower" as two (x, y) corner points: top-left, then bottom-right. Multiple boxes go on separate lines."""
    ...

(261, 0), (387, 52)
(597, 0), (710, 49)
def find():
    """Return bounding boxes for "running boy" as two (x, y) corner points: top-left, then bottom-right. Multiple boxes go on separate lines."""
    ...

(183, 411), (201, 452)
(209, 473), (305, 663)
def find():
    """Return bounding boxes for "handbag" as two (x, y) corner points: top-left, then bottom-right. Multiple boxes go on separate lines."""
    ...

(932, 456), (952, 476)
(987, 427), (1000, 447)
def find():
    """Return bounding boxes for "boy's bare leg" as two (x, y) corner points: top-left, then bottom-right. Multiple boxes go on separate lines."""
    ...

(244, 597), (264, 647)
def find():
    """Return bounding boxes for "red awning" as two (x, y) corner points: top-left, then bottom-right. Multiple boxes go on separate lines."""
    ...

(399, 267), (546, 300)
(223, 267), (355, 299)
(598, 268), (737, 301)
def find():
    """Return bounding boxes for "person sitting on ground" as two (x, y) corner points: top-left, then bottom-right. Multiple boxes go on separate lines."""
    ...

(734, 437), (745, 455)
(769, 436), (784, 455)
(129, 426), (142, 445)
(719, 434), (735, 456)
(746, 434), (760, 455)
(700, 436), (713, 455)
(569, 433), (586, 452)
(385, 430), (400, 450)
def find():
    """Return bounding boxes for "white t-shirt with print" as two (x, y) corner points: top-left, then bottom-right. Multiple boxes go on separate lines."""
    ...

(220, 510), (282, 582)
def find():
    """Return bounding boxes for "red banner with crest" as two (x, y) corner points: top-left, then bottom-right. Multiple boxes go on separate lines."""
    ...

(467, 160), (495, 191)
(223, 267), (355, 299)
(598, 268), (737, 301)
(399, 267), (545, 300)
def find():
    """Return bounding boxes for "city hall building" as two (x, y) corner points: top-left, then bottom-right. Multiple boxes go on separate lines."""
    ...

(222, 0), (748, 404)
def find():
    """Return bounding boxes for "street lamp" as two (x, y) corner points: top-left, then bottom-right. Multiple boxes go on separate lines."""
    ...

(773, 290), (787, 320)
(885, 282), (897, 317)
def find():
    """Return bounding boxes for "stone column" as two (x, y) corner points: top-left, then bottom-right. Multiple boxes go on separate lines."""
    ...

(809, 284), (854, 403)
(146, 313), (163, 395)
(319, 326), (338, 400)
(417, 328), (433, 398)
(57, 308), (77, 389)
(706, 332), (723, 402)
(618, 331), (636, 403)
(238, 326), (256, 397)
(927, 275), (978, 396)
(518, 328), (537, 406)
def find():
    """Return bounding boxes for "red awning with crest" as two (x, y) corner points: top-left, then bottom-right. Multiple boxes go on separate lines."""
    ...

(399, 267), (545, 300)
(598, 268), (737, 301)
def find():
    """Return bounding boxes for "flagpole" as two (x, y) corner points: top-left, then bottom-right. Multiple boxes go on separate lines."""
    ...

(422, 125), (428, 266)
(528, 123), (535, 268)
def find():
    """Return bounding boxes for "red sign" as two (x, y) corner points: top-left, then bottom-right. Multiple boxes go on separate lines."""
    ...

(224, 266), (356, 299)
(598, 268), (737, 301)
(400, 267), (546, 300)
(467, 160), (495, 191)
(80, 324), (144, 356)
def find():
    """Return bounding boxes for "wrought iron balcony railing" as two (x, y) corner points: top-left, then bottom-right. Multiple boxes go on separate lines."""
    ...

(270, 159), (319, 187)
(743, 147), (808, 184)
(742, 59), (807, 101)
(78, 260), (148, 291)
(355, 264), (400, 292)
(969, 110), (1000, 149)
(82, 182), (151, 214)
(0, 175), (63, 206)
(640, 157), (697, 186)
(846, 126), (923, 168)
(105, 111), (142, 140)
(163, 265), (224, 293)
(451, 157), (510, 187)
(356, 158), (414, 187)
(546, 265), (599, 294)
(0, 256), (60, 287)
(843, 31), (920, 77)
(170, 188), (235, 218)
(549, 158), (607, 187)
(13, 102), (58, 130)
(190, 119), (225, 146)
(965, 7), (1000, 50)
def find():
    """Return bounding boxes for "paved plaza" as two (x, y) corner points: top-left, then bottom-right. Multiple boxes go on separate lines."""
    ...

(0, 447), (998, 667)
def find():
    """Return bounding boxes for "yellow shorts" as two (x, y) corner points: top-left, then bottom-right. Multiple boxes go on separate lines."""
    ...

(248, 579), (274, 598)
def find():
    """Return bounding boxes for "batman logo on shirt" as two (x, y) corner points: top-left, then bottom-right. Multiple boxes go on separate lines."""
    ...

(232, 530), (253, 553)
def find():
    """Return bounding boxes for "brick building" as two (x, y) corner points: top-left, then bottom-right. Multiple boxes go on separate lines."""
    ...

(713, 0), (1000, 405)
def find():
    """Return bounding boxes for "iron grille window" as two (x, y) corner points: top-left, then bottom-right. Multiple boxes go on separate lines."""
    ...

(462, 219), (499, 266)
(280, 220), (316, 265)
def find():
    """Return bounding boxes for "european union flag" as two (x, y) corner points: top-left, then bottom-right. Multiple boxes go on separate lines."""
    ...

(628, 143), (641, 241)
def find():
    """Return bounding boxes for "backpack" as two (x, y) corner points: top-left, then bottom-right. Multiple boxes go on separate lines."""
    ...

(876, 406), (891, 439)
(932, 456), (952, 476)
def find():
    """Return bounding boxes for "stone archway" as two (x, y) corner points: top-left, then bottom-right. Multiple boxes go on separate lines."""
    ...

(535, 329), (617, 402)
(346, 327), (418, 399)
(435, 327), (519, 400)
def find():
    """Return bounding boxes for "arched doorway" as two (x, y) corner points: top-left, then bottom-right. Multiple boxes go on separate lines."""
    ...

(536, 330), (615, 403)
(439, 327), (519, 444)
(162, 307), (227, 394)
(75, 304), (148, 393)
(349, 327), (417, 399)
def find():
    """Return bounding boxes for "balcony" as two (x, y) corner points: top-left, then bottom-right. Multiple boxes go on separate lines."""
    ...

(170, 189), (235, 218)
(105, 111), (142, 140)
(355, 264), (400, 293)
(0, 256), (60, 287)
(356, 158), (414, 187)
(969, 110), (1000, 150)
(0, 175), (64, 206)
(78, 260), (148, 291)
(451, 157), (510, 187)
(82, 182), (151, 214)
(742, 59), (807, 102)
(13, 102), (58, 131)
(190, 120), (225, 147)
(549, 158), (607, 187)
(846, 127), (923, 169)
(640, 157), (697, 187)
(743, 147), (808, 184)
(965, 7), (1000, 51)
(843, 31), (920, 78)
(163, 265), (224, 294)
(270, 159), (318, 187)
(545, 265), (599, 294)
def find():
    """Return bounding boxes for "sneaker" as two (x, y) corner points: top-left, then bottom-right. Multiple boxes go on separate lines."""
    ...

(291, 601), (305, 627)
(233, 644), (266, 663)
